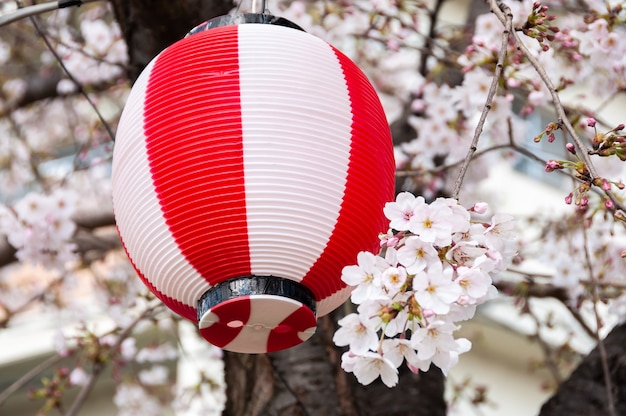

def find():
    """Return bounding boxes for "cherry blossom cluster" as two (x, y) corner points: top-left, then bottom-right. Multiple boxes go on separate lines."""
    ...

(0, 189), (78, 270)
(535, 212), (626, 299)
(46, 5), (128, 89)
(333, 192), (517, 387)
(540, 119), (626, 213)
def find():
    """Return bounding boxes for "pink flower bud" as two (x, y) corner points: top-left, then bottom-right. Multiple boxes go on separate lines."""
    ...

(472, 202), (489, 214)
(422, 308), (436, 319)
(580, 196), (588, 207)
(564, 193), (573, 204)
(565, 143), (576, 154)
(545, 160), (562, 172)
(587, 117), (596, 127)
(605, 199), (614, 209)
(602, 179), (611, 191)
(407, 363), (421, 374)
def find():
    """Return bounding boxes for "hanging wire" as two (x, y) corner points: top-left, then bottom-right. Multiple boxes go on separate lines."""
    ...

(0, 0), (103, 27)
(235, 0), (267, 14)
(251, 0), (267, 14)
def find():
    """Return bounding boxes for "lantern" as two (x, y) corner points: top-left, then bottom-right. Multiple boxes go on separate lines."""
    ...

(111, 13), (395, 353)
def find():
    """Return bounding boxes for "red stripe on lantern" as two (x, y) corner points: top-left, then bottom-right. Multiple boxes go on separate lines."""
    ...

(198, 296), (251, 348)
(143, 27), (252, 285)
(267, 303), (317, 352)
(300, 46), (395, 310)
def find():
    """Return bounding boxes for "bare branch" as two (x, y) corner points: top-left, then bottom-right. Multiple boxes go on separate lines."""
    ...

(65, 302), (162, 416)
(0, 210), (117, 269)
(0, 75), (118, 118)
(582, 228), (617, 416)
(451, 3), (512, 199)
(26, 10), (116, 142)
(0, 354), (65, 406)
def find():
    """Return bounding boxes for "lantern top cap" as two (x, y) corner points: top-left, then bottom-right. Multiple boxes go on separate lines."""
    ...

(186, 13), (304, 38)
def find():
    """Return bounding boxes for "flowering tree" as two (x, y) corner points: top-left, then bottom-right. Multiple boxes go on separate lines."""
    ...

(1, 0), (626, 415)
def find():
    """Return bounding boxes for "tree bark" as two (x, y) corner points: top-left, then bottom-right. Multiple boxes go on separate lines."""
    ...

(539, 322), (626, 416)
(109, 0), (234, 80)
(223, 315), (446, 416)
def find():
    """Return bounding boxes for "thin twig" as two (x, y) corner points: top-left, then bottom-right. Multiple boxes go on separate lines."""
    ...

(65, 303), (162, 416)
(581, 228), (617, 416)
(419, 0), (446, 77)
(489, 0), (626, 215)
(21, 2), (116, 143)
(527, 302), (563, 385)
(489, 0), (597, 177)
(5, 276), (64, 320)
(64, 361), (104, 416)
(451, 3), (512, 199)
(0, 354), (65, 406)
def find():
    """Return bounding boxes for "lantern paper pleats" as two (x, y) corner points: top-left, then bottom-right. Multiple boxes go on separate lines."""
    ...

(112, 20), (395, 353)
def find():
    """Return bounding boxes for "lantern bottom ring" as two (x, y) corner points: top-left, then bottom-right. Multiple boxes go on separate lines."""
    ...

(197, 275), (318, 353)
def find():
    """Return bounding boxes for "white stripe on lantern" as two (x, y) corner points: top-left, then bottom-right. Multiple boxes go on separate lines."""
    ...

(112, 58), (208, 309)
(238, 24), (352, 282)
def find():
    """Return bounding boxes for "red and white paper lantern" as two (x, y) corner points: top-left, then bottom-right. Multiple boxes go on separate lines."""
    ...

(112, 15), (395, 353)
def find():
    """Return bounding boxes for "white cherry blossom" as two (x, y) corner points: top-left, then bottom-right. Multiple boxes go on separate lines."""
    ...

(342, 251), (388, 304)
(333, 313), (380, 354)
(341, 351), (399, 387)
(413, 264), (462, 315)
(382, 338), (428, 373)
(381, 266), (408, 295)
(383, 192), (425, 231)
(408, 201), (453, 246)
(396, 236), (439, 274)
(455, 265), (493, 303)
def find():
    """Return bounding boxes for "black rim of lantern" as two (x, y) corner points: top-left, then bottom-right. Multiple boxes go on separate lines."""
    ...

(191, 12), (317, 324)
(198, 276), (317, 322)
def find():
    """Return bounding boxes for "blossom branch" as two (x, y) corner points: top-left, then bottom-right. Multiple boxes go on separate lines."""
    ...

(527, 302), (564, 385)
(451, 4), (512, 199)
(581, 228), (617, 416)
(0, 354), (64, 406)
(419, 0), (446, 77)
(497, 270), (602, 340)
(0, 210), (117, 269)
(65, 302), (163, 416)
(0, 276), (64, 328)
(25, 8), (116, 142)
(0, 74), (118, 119)
(488, 0), (626, 217)
(489, 1), (593, 168)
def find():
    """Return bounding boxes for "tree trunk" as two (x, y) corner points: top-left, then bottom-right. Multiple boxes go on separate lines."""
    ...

(539, 323), (626, 416)
(109, 0), (234, 80)
(223, 315), (446, 416)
